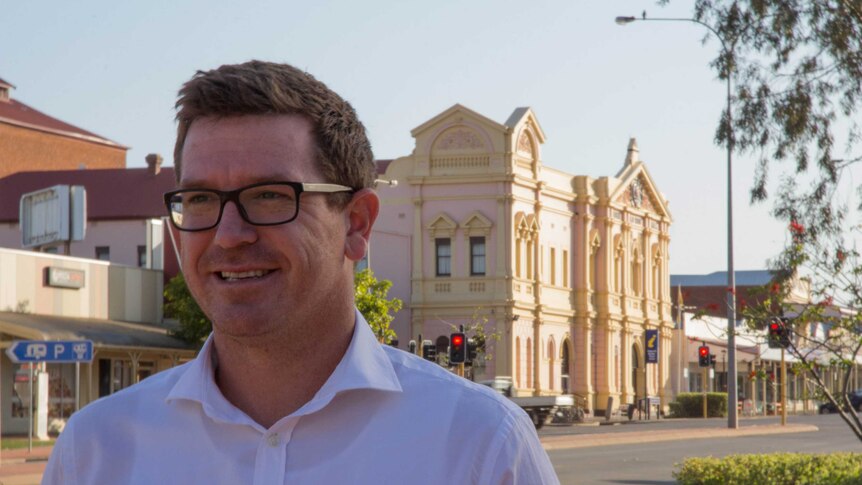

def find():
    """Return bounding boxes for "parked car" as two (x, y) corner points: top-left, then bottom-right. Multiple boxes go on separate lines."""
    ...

(819, 389), (862, 414)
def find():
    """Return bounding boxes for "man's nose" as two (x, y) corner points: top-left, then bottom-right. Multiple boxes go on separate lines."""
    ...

(213, 201), (257, 248)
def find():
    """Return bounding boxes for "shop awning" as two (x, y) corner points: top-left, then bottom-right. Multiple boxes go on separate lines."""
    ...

(0, 311), (198, 354)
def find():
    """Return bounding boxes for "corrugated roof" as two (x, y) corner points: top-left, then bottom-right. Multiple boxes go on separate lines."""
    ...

(0, 168), (177, 223)
(671, 270), (774, 287)
(0, 311), (196, 352)
(0, 97), (126, 149)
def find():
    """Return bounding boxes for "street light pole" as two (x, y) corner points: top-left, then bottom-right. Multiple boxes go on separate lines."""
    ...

(616, 14), (739, 429)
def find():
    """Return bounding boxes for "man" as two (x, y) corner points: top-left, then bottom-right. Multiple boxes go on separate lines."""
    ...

(43, 60), (558, 484)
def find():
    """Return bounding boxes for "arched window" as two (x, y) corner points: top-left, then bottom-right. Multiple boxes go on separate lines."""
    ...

(631, 246), (642, 296)
(515, 337), (522, 388)
(589, 234), (600, 291)
(614, 238), (623, 293)
(652, 246), (662, 300)
(548, 338), (556, 392)
(526, 338), (533, 388)
(632, 344), (641, 400)
(561, 338), (571, 393)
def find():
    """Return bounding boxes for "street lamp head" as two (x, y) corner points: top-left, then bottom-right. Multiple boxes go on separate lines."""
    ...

(615, 16), (636, 26)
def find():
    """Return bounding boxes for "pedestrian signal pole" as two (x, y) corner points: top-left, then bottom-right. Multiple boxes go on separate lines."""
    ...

(699, 343), (710, 418)
(781, 347), (787, 426)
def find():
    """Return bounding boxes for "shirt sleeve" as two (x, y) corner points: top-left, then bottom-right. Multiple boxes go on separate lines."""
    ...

(479, 411), (560, 485)
(42, 420), (77, 485)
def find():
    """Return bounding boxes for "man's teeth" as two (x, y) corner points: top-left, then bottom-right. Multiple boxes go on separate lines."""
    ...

(220, 270), (270, 281)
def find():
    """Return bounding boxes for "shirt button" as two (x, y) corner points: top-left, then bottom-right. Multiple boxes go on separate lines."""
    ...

(267, 434), (279, 447)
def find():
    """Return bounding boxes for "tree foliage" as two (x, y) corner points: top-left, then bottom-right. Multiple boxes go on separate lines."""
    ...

(662, 0), (862, 442)
(662, 0), (862, 238)
(166, 269), (403, 346)
(354, 268), (403, 344)
(740, 221), (862, 442)
(164, 273), (211, 346)
(448, 308), (502, 363)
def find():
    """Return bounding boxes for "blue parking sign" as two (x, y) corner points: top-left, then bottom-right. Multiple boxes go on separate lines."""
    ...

(6, 340), (94, 363)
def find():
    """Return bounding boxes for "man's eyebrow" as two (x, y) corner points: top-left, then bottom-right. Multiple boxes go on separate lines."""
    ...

(177, 175), (296, 190)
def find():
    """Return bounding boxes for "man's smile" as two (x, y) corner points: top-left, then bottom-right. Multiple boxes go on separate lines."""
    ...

(215, 269), (277, 282)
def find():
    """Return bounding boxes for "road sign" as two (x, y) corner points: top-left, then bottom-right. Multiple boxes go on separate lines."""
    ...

(6, 340), (94, 363)
(645, 329), (658, 364)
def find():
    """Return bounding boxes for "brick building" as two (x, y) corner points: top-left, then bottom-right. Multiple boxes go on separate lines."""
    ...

(0, 76), (127, 180)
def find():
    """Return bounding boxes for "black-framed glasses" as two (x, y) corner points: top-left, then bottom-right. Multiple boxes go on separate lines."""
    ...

(164, 181), (354, 231)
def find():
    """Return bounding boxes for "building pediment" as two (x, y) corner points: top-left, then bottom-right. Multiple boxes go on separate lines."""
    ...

(411, 104), (506, 156)
(462, 211), (492, 236)
(608, 139), (671, 219)
(426, 213), (458, 240)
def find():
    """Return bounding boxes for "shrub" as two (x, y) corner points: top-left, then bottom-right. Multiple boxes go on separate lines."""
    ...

(668, 393), (727, 418)
(674, 453), (862, 485)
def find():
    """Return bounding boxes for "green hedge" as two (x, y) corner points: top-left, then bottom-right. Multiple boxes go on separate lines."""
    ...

(668, 393), (727, 418)
(674, 453), (862, 484)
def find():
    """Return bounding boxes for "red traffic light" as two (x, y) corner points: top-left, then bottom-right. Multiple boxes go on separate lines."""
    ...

(770, 322), (780, 331)
(452, 335), (464, 347)
(698, 346), (709, 357)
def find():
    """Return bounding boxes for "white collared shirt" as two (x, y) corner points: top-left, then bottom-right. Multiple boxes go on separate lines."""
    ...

(43, 310), (558, 484)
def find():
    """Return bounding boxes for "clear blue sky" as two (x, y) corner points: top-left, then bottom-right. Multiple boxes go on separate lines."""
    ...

(2, 0), (805, 275)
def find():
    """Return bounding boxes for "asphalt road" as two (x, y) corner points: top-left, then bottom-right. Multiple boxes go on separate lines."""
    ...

(545, 414), (861, 484)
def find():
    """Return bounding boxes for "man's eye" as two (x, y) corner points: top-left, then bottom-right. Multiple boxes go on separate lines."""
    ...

(253, 190), (294, 201)
(257, 191), (283, 199)
(187, 193), (216, 204)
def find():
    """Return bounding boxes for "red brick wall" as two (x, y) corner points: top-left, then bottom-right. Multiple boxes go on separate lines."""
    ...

(0, 123), (126, 179)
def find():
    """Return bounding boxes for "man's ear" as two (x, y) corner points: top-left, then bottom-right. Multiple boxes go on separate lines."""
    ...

(344, 188), (379, 261)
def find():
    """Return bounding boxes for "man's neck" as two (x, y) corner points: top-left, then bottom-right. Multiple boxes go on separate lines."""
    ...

(210, 310), (355, 428)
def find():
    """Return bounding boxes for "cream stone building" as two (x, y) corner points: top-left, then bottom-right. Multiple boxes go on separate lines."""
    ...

(371, 105), (674, 415)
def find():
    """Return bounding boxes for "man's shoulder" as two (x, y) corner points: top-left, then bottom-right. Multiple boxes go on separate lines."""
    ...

(381, 346), (526, 420)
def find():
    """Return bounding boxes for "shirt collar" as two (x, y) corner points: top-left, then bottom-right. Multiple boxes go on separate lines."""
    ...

(166, 309), (402, 419)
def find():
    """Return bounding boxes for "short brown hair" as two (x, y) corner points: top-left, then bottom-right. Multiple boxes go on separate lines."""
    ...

(173, 60), (375, 205)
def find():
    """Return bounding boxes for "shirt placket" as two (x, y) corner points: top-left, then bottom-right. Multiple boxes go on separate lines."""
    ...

(252, 418), (298, 485)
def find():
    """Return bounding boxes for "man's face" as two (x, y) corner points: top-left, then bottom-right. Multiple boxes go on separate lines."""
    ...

(177, 114), (352, 339)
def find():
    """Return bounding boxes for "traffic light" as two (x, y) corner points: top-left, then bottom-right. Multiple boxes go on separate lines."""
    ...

(449, 332), (466, 364)
(408, 340), (417, 355)
(768, 319), (792, 349)
(422, 340), (437, 362)
(709, 354), (717, 367)
(698, 345), (710, 367)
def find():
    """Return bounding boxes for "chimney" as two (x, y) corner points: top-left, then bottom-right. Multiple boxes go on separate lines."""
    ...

(145, 153), (163, 175)
(0, 77), (15, 103)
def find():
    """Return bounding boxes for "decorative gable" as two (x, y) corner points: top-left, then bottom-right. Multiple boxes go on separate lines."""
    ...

(462, 211), (492, 237)
(615, 175), (659, 213)
(433, 127), (486, 152)
(426, 213), (458, 240)
(607, 138), (671, 220)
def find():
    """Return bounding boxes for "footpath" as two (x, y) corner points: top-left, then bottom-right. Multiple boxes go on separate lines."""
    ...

(0, 420), (819, 484)
(0, 447), (52, 485)
(540, 422), (818, 451)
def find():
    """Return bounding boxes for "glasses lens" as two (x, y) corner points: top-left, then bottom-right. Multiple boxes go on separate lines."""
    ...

(169, 190), (221, 230)
(239, 184), (299, 224)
